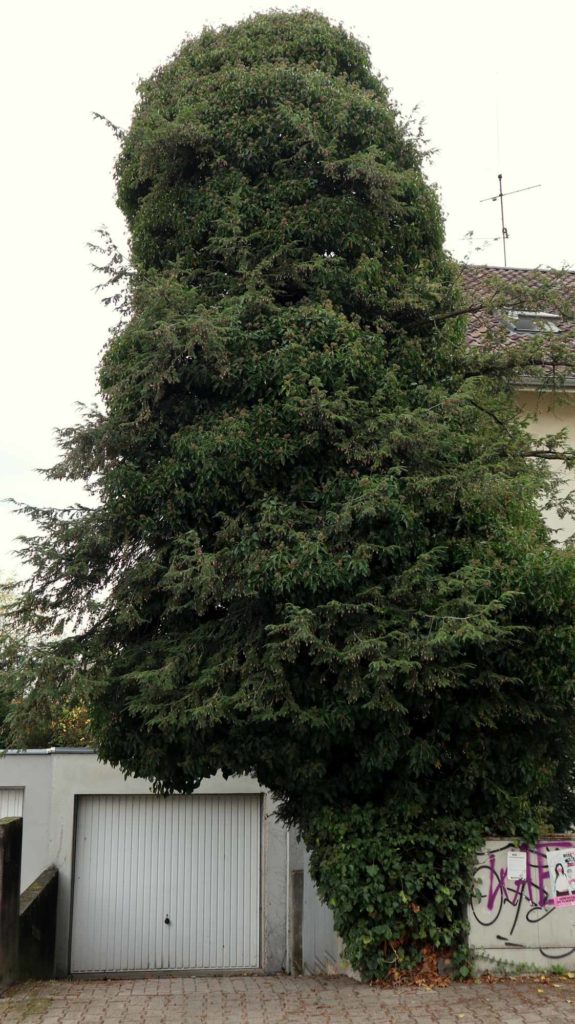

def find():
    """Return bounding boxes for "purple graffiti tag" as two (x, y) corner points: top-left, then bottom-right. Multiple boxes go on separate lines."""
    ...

(471, 841), (575, 962)
(486, 853), (506, 911)
(484, 854), (525, 910)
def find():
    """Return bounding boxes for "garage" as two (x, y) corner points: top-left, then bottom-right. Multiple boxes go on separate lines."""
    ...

(0, 788), (24, 818)
(70, 793), (262, 973)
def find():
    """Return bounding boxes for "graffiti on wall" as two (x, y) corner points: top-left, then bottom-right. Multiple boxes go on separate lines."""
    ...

(470, 839), (575, 960)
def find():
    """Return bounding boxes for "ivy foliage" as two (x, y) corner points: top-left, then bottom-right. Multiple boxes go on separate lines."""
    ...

(306, 807), (483, 979)
(7, 12), (575, 977)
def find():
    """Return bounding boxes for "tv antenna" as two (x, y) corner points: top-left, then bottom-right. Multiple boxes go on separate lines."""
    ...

(480, 174), (541, 267)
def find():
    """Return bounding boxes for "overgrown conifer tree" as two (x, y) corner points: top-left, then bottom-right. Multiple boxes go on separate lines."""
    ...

(11, 12), (575, 977)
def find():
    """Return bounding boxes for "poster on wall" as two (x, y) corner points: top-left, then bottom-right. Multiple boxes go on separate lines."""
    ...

(507, 848), (527, 882)
(547, 848), (575, 906)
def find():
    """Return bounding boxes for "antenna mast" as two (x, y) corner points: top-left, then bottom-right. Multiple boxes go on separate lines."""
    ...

(480, 174), (541, 266)
(497, 174), (507, 267)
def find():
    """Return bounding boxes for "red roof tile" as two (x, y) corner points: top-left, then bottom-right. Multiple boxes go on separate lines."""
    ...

(458, 264), (575, 348)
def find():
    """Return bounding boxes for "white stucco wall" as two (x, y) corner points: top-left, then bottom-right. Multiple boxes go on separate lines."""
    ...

(519, 387), (575, 542)
(0, 751), (287, 976)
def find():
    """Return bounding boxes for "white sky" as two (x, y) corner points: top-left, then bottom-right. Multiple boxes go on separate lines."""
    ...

(1, 0), (574, 579)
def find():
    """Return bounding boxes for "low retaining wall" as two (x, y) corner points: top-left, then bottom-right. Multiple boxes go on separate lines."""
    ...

(469, 836), (575, 971)
(301, 835), (575, 976)
(19, 867), (58, 980)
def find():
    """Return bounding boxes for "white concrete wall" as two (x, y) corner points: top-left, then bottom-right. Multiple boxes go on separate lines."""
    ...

(301, 834), (575, 977)
(469, 837), (575, 971)
(0, 752), (53, 892)
(0, 751), (287, 976)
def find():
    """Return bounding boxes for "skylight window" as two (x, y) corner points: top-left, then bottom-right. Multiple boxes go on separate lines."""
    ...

(508, 310), (560, 335)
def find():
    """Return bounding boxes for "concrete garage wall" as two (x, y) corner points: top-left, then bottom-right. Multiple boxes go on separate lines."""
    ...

(0, 751), (287, 977)
(16, 757), (575, 978)
(302, 847), (341, 975)
(0, 755), (53, 892)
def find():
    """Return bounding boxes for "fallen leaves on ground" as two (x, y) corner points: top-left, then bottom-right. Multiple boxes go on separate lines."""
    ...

(372, 958), (575, 991)
(372, 947), (451, 989)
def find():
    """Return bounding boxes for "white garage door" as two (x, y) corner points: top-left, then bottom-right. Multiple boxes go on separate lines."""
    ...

(0, 788), (24, 818)
(71, 794), (261, 973)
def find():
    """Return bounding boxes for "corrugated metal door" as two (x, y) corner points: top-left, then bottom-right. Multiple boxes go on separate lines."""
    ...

(302, 846), (339, 974)
(71, 794), (261, 973)
(0, 788), (24, 818)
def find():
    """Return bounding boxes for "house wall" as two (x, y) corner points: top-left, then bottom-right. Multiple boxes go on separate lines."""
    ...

(519, 387), (575, 541)
(0, 751), (288, 977)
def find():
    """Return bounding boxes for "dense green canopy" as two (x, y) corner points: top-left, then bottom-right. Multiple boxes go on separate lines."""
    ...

(11, 11), (575, 977)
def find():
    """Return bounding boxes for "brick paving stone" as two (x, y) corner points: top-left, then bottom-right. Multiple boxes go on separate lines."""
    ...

(2, 976), (575, 1024)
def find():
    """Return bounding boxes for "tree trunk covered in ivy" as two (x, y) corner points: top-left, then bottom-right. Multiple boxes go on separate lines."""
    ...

(10, 12), (575, 978)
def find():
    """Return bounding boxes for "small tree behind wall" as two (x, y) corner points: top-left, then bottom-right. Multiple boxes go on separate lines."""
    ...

(0, 579), (91, 749)
(9, 12), (575, 978)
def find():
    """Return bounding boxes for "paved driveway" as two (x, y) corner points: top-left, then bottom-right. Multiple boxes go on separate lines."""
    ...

(1, 975), (575, 1024)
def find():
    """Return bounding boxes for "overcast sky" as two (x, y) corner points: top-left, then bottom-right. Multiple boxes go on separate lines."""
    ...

(1, 0), (574, 579)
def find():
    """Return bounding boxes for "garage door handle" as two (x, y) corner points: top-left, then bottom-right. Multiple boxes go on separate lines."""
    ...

(164, 916), (171, 925)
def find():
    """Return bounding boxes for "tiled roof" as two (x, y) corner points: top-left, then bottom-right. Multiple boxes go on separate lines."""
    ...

(458, 263), (575, 347)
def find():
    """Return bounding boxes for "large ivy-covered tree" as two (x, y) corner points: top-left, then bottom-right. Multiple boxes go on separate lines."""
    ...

(10, 11), (575, 977)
